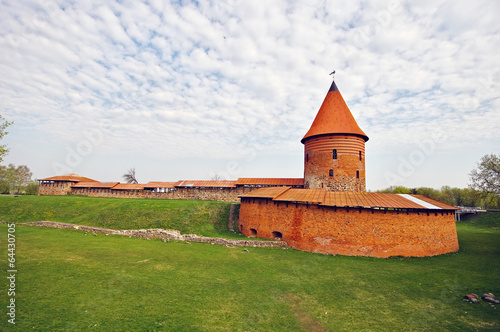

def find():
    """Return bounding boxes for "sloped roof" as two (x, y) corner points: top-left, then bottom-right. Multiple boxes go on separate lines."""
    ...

(322, 192), (432, 209)
(239, 186), (291, 198)
(407, 194), (459, 210)
(236, 178), (304, 186)
(177, 180), (237, 188)
(40, 173), (98, 183)
(112, 183), (145, 190)
(240, 188), (458, 210)
(72, 182), (119, 189)
(144, 181), (183, 188)
(301, 80), (368, 143)
(274, 189), (326, 204)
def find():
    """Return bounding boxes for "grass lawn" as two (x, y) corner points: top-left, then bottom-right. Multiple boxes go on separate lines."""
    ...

(0, 197), (499, 330)
(0, 195), (236, 238)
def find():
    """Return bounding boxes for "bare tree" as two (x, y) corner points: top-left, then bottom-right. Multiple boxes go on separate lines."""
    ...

(211, 174), (223, 181)
(123, 167), (138, 184)
(469, 154), (500, 196)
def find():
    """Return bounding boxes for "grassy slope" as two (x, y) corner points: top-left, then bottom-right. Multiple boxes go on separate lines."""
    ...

(0, 218), (499, 330)
(0, 195), (234, 238)
(460, 211), (500, 228)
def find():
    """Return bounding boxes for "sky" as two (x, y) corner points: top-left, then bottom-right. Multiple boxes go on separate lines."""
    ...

(1, 0), (499, 191)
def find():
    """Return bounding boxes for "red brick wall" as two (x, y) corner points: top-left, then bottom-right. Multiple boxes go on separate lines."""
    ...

(38, 181), (74, 195)
(69, 186), (257, 202)
(239, 198), (459, 258)
(304, 135), (366, 191)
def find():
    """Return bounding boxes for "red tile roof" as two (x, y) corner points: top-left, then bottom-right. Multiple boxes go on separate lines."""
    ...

(240, 188), (458, 210)
(112, 183), (145, 190)
(302, 80), (368, 143)
(239, 186), (291, 198)
(72, 182), (119, 189)
(40, 173), (99, 182)
(177, 180), (237, 188)
(144, 181), (183, 188)
(274, 189), (326, 204)
(236, 178), (304, 186)
(322, 192), (427, 209)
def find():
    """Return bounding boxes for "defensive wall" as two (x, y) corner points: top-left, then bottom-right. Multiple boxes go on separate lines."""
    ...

(38, 175), (304, 202)
(238, 187), (460, 258)
(70, 186), (254, 202)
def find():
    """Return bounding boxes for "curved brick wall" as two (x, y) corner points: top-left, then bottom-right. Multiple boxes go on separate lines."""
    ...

(304, 135), (366, 191)
(239, 198), (459, 258)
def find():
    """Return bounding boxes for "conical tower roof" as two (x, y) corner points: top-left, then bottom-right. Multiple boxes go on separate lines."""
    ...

(301, 80), (368, 143)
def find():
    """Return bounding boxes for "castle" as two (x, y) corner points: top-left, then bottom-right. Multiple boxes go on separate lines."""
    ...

(237, 79), (459, 258)
(38, 78), (459, 258)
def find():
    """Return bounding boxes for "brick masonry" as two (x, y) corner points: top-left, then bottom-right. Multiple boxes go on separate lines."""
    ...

(54, 185), (259, 202)
(38, 181), (75, 195)
(238, 197), (459, 258)
(304, 135), (366, 192)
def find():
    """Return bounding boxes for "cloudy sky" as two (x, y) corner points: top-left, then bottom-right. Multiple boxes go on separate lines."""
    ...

(1, 0), (499, 190)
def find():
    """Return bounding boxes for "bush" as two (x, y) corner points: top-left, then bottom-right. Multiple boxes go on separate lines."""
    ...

(25, 180), (39, 195)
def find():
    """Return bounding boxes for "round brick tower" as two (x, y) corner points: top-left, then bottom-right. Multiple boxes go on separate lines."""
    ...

(302, 79), (369, 192)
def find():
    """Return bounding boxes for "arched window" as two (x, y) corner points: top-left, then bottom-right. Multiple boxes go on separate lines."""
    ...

(359, 151), (362, 161)
(332, 149), (337, 159)
(272, 231), (283, 240)
(356, 170), (359, 179)
(329, 169), (333, 177)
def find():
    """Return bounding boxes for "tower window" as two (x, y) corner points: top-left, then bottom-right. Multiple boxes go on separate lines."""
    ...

(332, 149), (337, 159)
(359, 151), (362, 161)
(356, 170), (359, 179)
(306, 154), (309, 162)
(329, 169), (333, 177)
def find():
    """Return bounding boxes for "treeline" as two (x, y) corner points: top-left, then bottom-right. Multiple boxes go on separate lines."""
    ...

(0, 164), (38, 195)
(375, 186), (499, 209)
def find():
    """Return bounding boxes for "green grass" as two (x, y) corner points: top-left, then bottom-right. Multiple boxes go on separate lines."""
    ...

(0, 195), (236, 238)
(1, 196), (499, 330)
(0, 218), (499, 330)
(460, 211), (500, 228)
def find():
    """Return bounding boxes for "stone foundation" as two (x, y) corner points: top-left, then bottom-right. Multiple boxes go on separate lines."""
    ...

(14, 221), (287, 248)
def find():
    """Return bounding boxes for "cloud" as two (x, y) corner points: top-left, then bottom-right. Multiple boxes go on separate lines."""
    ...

(0, 0), (499, 188)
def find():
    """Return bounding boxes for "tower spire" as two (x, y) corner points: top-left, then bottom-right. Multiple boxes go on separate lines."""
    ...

(301, 77), (368, 143)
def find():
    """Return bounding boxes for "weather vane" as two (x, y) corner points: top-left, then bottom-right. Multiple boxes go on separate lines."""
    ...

(329, 70), (335, 78)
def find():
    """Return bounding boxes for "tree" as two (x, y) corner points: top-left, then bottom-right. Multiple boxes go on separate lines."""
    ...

(0, 115), (13, 163)
(211, 174), (223, 181)
(469, 154), (500, 196)
(415, 187), (443, 201)
(122, 167), (138, 184)
(0, 164), (33, 194)
(376, 185), (411, 194)
(25, 180), (39, 195)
